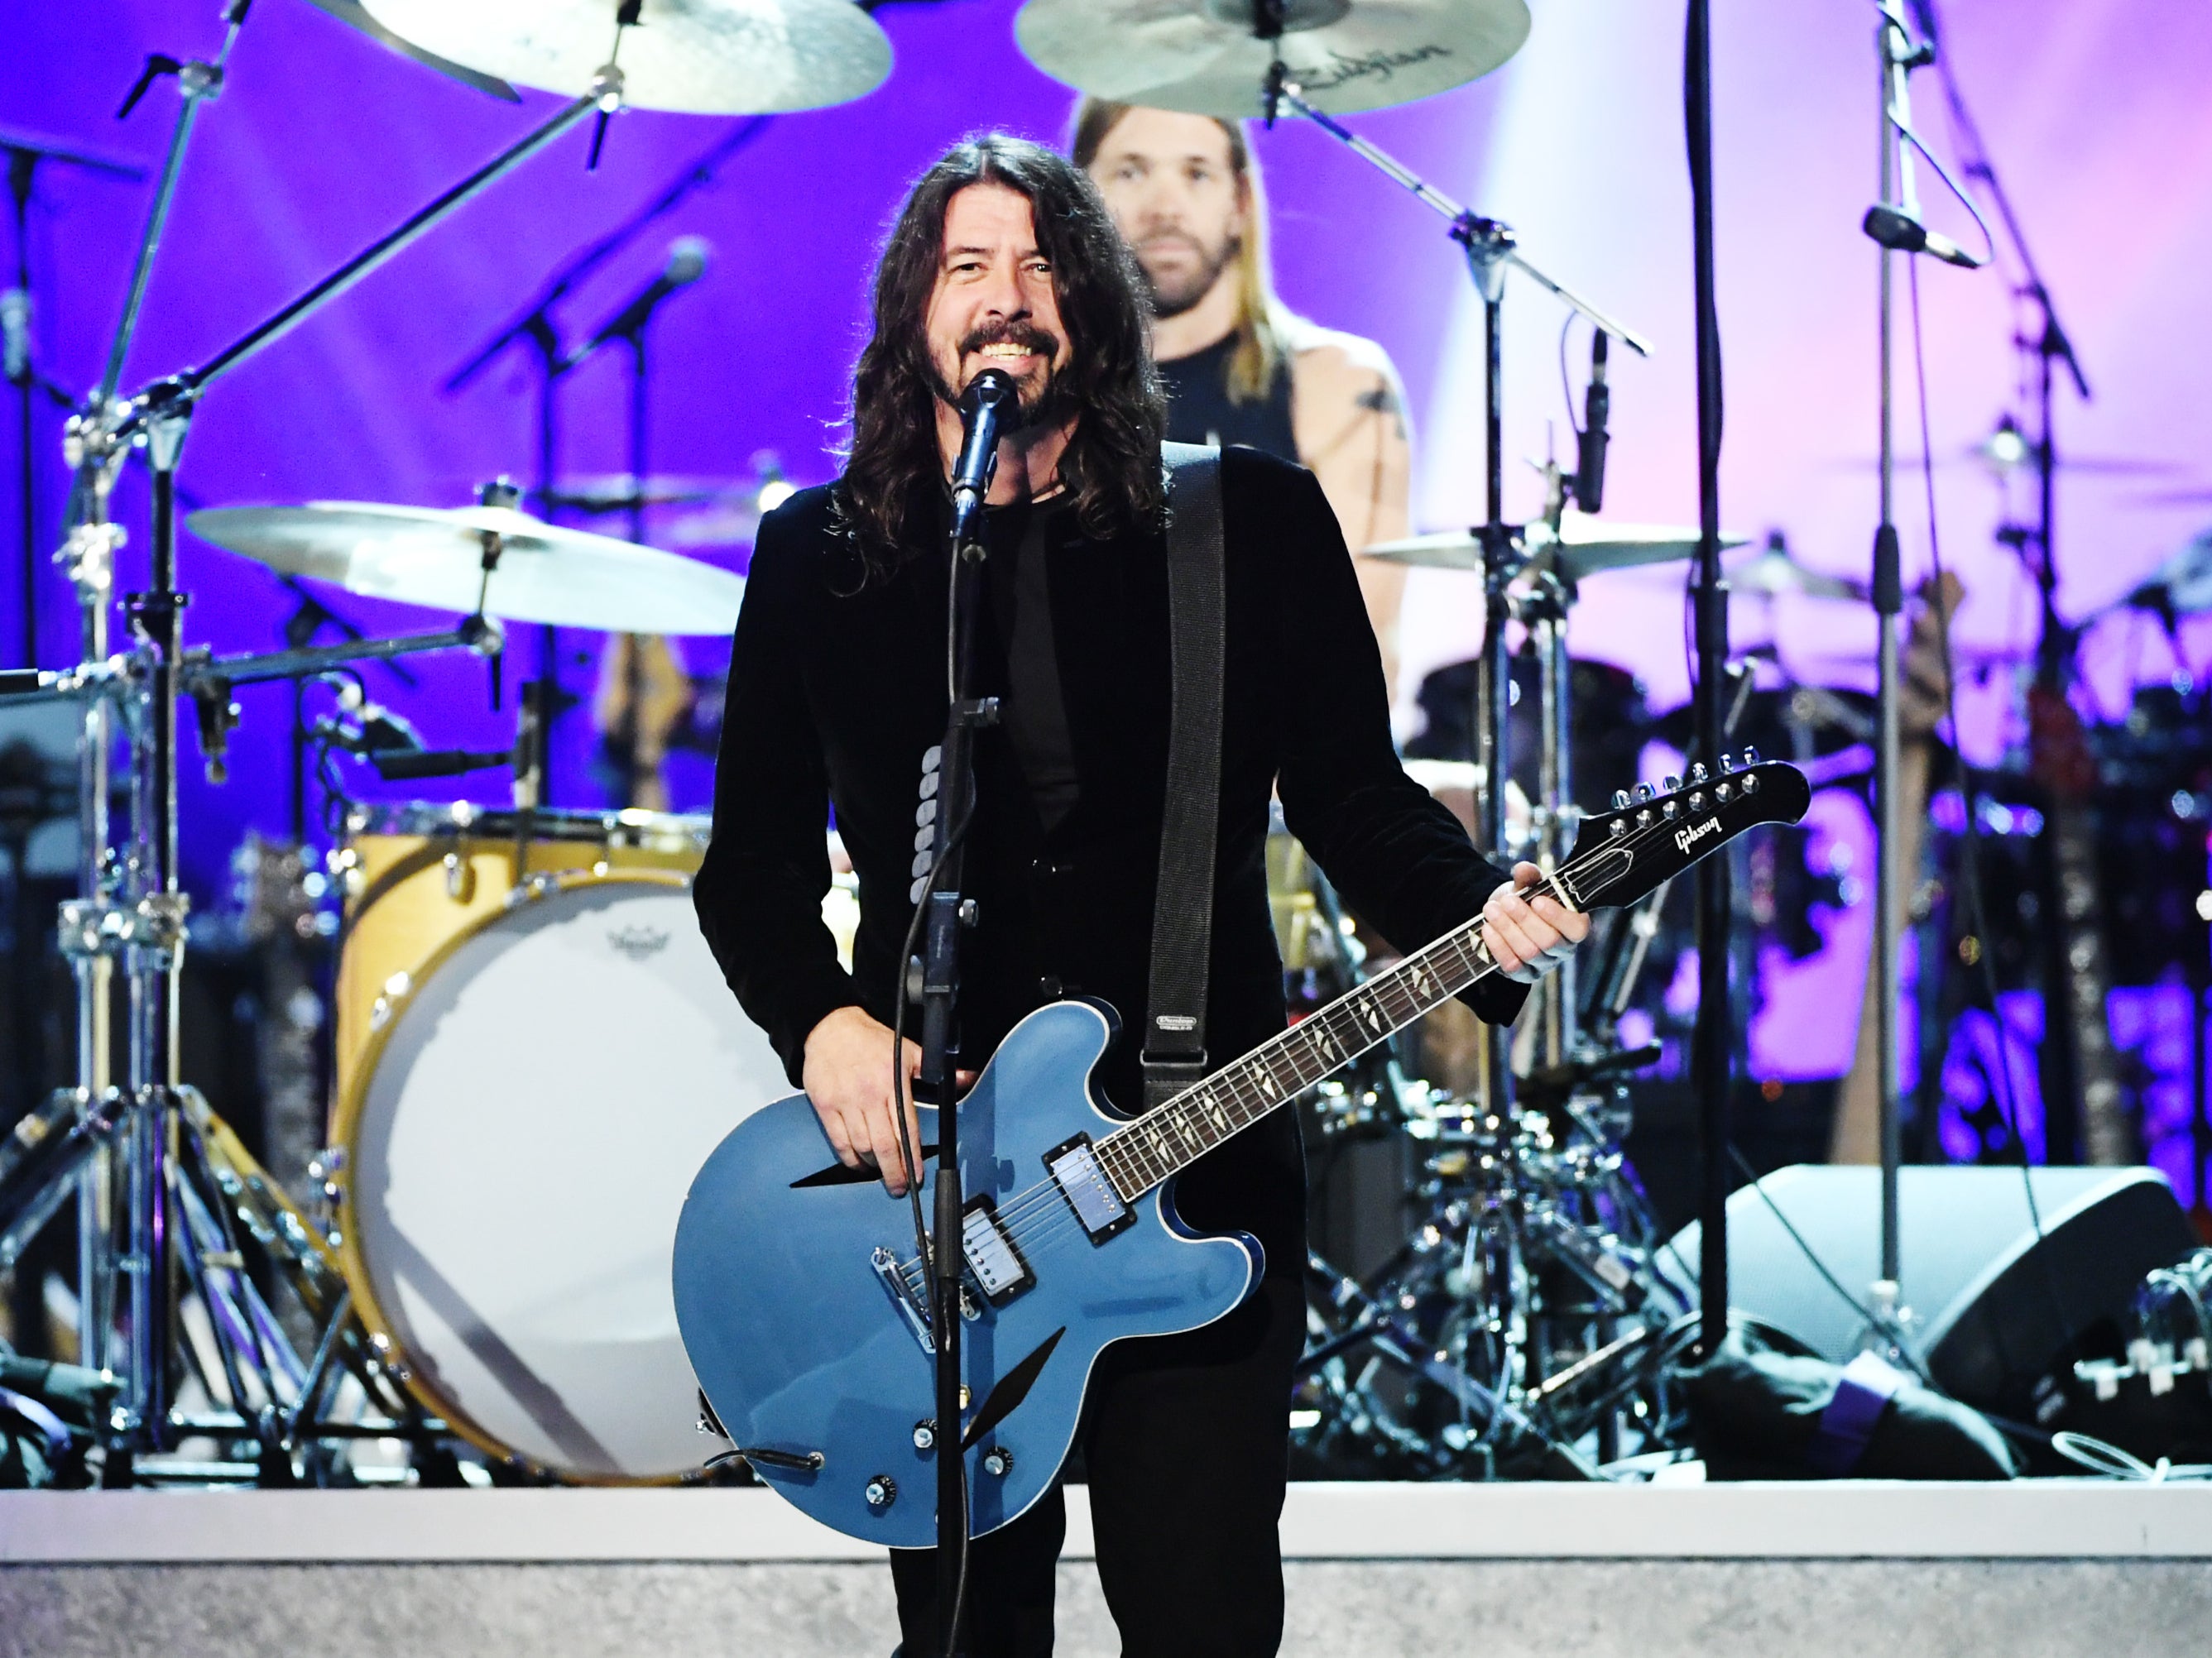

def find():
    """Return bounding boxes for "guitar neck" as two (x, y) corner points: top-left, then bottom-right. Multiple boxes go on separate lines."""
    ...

(1092, 907), (1499, 1201)
(1086, 758), (1807, 1203)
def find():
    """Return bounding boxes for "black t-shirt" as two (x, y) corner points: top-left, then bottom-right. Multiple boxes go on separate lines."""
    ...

(985, 493), (1082, 831)
(1158, 333), (1298, 462)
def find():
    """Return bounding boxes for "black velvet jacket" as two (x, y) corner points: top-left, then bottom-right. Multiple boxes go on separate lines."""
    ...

(694, 446), (1523, 1272)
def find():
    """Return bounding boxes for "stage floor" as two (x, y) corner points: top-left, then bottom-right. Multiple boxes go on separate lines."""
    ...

(4, 1481), (2210, 1656)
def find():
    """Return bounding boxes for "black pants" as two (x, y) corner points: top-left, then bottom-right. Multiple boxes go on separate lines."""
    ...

(890, 1273), (1306, 1658)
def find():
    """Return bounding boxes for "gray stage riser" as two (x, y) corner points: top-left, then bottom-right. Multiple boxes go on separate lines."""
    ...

(5, 1560), (2210, 1658)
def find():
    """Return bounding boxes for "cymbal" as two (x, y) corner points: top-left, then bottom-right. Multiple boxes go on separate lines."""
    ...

(300, 0), (519, 101)
(1361, 518), (1748, 583)
(1015, 0), (1529, 118)
(359, 0), (892, 114)
(188, 501), (746, 636)
(1729, 543), (1866, 603)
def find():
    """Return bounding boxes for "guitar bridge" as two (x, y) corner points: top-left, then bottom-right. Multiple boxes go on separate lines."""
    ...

(872, 1246), (933, 1354)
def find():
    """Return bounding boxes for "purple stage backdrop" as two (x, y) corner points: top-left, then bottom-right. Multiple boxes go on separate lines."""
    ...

(3, 2), (2209, 1175)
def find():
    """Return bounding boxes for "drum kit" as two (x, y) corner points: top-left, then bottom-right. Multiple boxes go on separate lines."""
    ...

(0, 0), (895, 1485)
(1, 0), (2201, 1490)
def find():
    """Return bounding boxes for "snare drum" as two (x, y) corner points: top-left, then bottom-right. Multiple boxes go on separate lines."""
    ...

(329, 869), (787, 1481)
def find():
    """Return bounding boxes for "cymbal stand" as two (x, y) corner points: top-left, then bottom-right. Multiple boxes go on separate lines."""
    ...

(444, 116), (772, 810)
(24, 6), (627, 1468)
(1855, 0), (1941, 1362)
(1259, 74), (1648, 1120)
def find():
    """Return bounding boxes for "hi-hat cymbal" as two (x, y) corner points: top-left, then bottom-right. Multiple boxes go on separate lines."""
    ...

(1015, 0), (1529, 118)
(189, 501), (746, 636)
(1361, 518), (1748, 583)
(360, 0), (891, 114)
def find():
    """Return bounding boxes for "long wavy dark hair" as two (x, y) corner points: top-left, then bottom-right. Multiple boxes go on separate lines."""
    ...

(840, 135), (1166, 569)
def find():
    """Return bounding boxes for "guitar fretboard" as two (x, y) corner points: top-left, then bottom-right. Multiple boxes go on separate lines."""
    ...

(1088, 847), (1614, 1202)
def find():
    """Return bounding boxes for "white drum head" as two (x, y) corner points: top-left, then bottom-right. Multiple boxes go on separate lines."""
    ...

(345, 876), (785, 1478)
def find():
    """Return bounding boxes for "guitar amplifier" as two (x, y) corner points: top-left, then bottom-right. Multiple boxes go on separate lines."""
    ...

(1666, 1163), (2197, 1421)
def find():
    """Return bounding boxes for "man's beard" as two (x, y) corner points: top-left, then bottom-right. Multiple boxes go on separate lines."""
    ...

(927, 320), (1075, 434)
(1138, 230), (1237, 320)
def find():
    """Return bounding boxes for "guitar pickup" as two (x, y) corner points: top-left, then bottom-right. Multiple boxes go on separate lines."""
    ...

(1044, 1134), (1134, 1243)
(962, 1197), (1032, 1305)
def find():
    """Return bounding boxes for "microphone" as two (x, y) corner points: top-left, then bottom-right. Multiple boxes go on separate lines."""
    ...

(1571, 330), (1610, 513)
(1861, 204), (1984, 270)
(371, 746), (512, 782)
(569, 237), (711, 363)
(948, 368), (1024, 550)
(1, 288), (28, 386)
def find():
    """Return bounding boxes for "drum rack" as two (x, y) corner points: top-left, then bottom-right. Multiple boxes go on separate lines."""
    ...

(0, 2), (627, 1483)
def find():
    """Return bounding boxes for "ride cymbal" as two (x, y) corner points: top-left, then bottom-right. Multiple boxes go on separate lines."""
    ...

(188, 501), (746, 635)
(1361, 518), (1747, 584)
(360, 0), (892, 114)
(1015, 0), (1529, 117)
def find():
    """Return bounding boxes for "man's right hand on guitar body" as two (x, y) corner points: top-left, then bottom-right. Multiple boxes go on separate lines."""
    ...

(801, 1005), (927, 1197)
(802, 1006), (976, 1197)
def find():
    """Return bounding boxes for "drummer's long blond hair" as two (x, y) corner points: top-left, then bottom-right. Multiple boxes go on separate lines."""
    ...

(1070, 99), (1288, 406)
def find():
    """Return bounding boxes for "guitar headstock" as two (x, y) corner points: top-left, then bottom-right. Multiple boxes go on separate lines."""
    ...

(1558, 750), (1812, 913)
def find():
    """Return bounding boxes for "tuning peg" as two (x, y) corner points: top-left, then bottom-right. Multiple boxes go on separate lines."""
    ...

(1612, 789), (1631, 810)
(1689, 763), (1707, 784)
(1634, 781), (1654, 803)
(1720, 751), (1738, 773)
(1662, 774), (1683, 794)
(1742, 745), (1760, 766)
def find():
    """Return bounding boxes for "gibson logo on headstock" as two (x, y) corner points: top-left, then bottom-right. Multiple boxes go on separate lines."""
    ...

(1672, 817), (1720, 855)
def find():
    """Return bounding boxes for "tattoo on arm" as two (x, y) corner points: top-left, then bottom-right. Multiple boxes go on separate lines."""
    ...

(1354, 381), (1407, 439)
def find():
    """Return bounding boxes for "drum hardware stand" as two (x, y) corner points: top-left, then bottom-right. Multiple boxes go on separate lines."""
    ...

(444, 117), (772, 812)
(14, 9), (633, 1472)
(1257, 69), (1651, 1130)
(1849, 0), (1988, 1363)
(4, 130), (145, 668)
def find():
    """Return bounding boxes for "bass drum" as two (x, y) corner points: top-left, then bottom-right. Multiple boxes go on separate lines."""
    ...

(330, 870), (788, 1482)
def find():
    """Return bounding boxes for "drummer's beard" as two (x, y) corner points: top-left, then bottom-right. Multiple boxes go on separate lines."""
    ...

(1135, 228), (1238, 320)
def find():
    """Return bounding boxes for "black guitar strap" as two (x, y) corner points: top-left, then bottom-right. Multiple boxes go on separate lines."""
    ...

(1142, 443), (1226, 1111)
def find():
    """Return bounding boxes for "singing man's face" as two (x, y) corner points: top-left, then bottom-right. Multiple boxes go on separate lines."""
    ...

(924, 183), (1072, 423)
(1085, 108), (1246, 319)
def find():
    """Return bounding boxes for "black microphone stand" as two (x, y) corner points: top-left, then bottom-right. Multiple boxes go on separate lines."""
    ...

(1685, 0), (1732, 1359)
(919, 456), (1001, 1658)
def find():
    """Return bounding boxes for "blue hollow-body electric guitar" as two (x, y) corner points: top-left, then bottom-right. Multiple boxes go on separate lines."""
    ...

(673, 759), (1810, 1546)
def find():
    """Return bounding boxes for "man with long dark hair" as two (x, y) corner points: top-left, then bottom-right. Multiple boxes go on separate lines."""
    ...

(695, 135), (1584, 1656)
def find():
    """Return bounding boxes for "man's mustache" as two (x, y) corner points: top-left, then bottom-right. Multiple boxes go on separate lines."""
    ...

(959, 321), (1061, 358)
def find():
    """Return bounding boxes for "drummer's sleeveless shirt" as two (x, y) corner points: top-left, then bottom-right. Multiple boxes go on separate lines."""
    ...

(1159, 332), (1298, 462)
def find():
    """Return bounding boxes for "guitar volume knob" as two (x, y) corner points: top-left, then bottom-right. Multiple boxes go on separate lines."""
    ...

(981, 1445), (1013, 1478)
(866, 1475), (898, 1509)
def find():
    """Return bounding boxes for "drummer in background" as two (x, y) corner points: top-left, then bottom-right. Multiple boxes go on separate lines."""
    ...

(1072, 99), (1415, 697)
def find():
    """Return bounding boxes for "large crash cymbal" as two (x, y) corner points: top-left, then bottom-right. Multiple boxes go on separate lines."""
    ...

(1361, 518), (1748, 584)
(1015, 0), (1529, 118)
(189, 501), (746, 636)
(360, 0), (892, 114)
